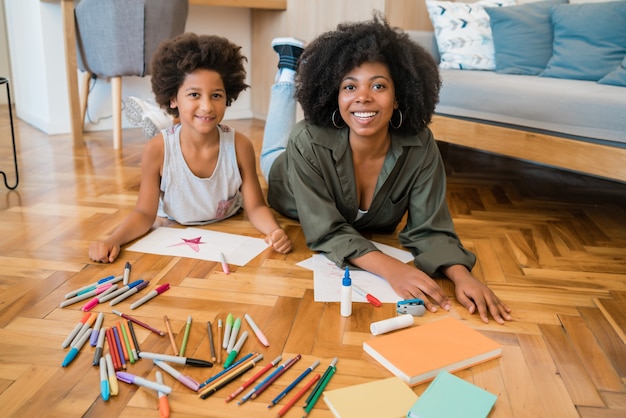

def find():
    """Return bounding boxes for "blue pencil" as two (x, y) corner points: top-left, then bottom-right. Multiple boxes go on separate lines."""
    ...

(238, 363), (286, 405)
(268, 359), (320, 408)
(197, 352), (255, 389)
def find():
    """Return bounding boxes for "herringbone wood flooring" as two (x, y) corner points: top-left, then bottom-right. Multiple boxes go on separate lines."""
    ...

(0, 109), (625, 417)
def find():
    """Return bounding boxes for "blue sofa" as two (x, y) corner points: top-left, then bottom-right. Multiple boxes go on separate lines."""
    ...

(406, 1), (626, 183)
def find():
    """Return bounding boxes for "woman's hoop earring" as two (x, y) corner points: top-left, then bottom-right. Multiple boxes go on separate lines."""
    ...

(332, 109), (346, 129)
(390, 108), (403, 129)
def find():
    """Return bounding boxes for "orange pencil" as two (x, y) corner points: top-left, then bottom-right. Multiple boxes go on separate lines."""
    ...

(163, 315), (178, 356)
(115, 322), (129, 361)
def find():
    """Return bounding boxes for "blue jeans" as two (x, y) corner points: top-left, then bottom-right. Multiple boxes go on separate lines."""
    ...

(260, 82), (297, 182)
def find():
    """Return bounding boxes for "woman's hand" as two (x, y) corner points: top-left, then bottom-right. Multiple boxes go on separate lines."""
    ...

(265, 228), (292, 254)
(444, 265), (512, 324)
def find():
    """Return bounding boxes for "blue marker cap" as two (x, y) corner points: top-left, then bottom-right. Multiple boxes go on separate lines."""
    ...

(62, 347), (79, 367)
(342, 267), (351, 286)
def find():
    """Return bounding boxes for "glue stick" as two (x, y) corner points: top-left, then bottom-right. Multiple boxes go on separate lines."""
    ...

(341, 267), (352, 317)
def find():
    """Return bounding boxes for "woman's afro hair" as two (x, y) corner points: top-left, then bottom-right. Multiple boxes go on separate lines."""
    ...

(295, 14), (441, 135)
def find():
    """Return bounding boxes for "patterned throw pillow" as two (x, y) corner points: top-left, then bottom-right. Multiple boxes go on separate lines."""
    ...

(426, 0), (515, 70)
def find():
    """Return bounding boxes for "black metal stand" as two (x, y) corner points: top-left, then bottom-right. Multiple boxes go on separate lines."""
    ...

(0, 77), (18, 190)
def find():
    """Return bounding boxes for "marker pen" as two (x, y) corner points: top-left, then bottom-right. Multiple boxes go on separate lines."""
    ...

(156, 371), (170, 418)
(138, 352), (213, 367)
(82, 285), (119, 311)
(105, 353), (119, 396)
(116, 372), (172, 394)
(222, 313), (233, 349)
(90, 312), (105, 346)
(109, 280), (150, 306)
(123, 262), (131, 286)
(92, 327), (106, 366)
(224, 331), (248, 368)
(62, 327), (92, 367)
(130, 283), (170, 310)
(99, 356), (110, 401)
(153, 360), (200, 392)
(98, 279), (144, 304)
(226, 317), (241, 353)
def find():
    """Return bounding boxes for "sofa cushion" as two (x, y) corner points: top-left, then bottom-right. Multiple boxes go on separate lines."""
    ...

(485, 0), (567, 75)
(436, 69), (626, 144)
(598, 56), (626, 87)
(425, 0), (515, 70)
(540, 1), (626, 81)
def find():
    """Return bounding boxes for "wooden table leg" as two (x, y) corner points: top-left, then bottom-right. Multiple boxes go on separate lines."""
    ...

(60, 0), (84, 148)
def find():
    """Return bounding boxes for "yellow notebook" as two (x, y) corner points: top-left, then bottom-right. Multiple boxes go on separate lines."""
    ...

(363, 317), (502, 386)
(323, 377), (418, 418)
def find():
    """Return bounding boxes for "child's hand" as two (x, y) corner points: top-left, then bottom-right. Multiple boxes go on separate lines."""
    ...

(89, 241), (120, 263)
(265, 228), (292, 254)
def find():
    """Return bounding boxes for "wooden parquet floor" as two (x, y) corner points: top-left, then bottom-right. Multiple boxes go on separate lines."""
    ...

(0, 110), (625, 418)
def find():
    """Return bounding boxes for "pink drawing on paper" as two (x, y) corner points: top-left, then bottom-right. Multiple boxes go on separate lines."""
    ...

(169, 236), (206, 253)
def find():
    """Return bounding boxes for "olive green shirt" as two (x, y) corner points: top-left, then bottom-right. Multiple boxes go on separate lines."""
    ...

(267, 120), (476, 276)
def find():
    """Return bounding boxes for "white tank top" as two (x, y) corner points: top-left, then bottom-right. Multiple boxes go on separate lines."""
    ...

(157, 124), (243, 224)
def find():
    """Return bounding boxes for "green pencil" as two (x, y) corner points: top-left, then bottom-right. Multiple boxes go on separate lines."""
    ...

(303, 363), (336, 417)
(179, 315), (192, 357)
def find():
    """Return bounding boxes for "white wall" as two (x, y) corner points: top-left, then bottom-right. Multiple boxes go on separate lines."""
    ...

(2, 1), (252, 135)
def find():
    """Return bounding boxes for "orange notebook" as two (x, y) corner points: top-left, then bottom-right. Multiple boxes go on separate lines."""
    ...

(363, 317), (502, 386)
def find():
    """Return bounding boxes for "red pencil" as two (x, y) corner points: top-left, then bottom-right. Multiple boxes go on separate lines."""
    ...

(277, 373), (321, 418)
(225, 355), (282, 402)
(105, 327), (121, 371)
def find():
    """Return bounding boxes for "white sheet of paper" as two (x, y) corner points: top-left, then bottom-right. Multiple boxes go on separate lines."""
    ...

(297, 241), (414, 303)
(126, 227), (268, 266)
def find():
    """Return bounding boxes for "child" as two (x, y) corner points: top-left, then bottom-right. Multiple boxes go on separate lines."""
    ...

(89, 33), (292, 263)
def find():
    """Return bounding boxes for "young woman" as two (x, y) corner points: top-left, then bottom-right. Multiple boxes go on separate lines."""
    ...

(262, 16), (511, 324)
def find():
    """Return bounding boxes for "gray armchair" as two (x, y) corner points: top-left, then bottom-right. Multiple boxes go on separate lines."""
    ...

(75, 0), (188, 149)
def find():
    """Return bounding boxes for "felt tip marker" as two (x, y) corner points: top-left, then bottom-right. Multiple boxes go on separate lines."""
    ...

(105, 354), (119, 396)
(156, 371), (170, 418)
(129, 283), (170, 310)
(244, 313), (269, 346)
(63, 275), (122, 299)
(92, 327), (106, 366)
(81, 284), (119, 311)
(109, 280), (150, 306)
(222, 314), (233, 349)
(352, 285), (382, 307)
(226, 317), (241, 353)
(154, 360), (200, 392)
(60, 283), (114, 308)
(99, 356), (110, 401)
(69, 312), (97, 348)
(123, 262), (131, 286)
(62, 312), (91, 348)
(219, 252), (230, 274)
(62, 327), (92, 367)
(98, 279), (144, 304)
(139, 352), (213, 368)
(90, 312), (105, 346)
(223, 331), (248, 368)
(116, 372), (172, 394)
